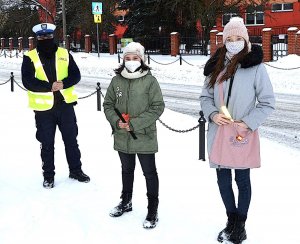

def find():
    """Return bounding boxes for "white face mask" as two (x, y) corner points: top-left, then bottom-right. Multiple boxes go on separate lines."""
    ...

(225, 40), (245, 55)
(125, 60), (141, 73)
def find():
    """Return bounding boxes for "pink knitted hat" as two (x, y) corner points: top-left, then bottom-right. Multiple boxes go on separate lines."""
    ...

(223, 17), (249, 44)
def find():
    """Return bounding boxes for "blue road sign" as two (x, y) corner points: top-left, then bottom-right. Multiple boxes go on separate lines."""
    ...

(92, 2), (102, 15)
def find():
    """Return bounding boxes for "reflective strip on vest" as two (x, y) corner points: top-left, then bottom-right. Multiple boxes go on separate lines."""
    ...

(24, 47), (78, 111)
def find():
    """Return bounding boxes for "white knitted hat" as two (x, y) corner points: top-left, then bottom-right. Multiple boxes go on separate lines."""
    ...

(123, 42), (145, 62)
(223, 17), (249, 44)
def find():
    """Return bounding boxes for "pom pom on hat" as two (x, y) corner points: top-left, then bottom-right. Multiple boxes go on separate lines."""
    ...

(223, 17), (249, 44)
(123, 42), (145, 62)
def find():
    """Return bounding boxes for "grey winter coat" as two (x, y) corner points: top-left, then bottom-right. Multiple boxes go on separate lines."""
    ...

(200, 45), (275, 168)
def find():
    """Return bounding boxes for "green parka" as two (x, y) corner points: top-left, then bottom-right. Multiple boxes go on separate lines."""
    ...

(103, 71), (165, 154)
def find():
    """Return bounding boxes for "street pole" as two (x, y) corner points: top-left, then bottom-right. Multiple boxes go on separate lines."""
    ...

(62, 0), (67, 48)
(45, 1), (48, 22)
(96, 23), (100, 57)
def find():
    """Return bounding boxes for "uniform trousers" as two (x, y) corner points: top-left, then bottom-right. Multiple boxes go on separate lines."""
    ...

(35, 103), (82, 178)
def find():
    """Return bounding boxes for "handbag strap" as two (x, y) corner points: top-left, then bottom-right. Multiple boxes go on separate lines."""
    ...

(226, 75), (235, 107)
(218, 71), (235, 106)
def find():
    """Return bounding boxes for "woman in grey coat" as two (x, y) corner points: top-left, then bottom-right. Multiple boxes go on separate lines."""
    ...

(200, 17), (275, 244)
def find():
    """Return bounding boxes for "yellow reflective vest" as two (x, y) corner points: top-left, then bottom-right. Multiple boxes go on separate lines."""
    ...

(24, 47), (78, 111)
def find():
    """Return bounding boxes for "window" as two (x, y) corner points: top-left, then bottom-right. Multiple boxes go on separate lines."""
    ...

(245, 5), (264, 25)
(272, 3), (293, 12)
(222, 13), (239, 26)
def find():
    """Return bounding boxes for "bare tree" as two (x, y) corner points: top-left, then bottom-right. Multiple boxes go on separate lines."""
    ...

(21, 0), (55, 22)
(0, 0), (40, 38)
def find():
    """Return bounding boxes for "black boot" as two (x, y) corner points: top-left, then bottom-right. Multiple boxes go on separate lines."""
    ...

(109, 192), (132, 217)
(143, 194), (159, 229)
(229, 215), (247, 244)
(69, 170), (90, 183)
(217, 212), (237, 243)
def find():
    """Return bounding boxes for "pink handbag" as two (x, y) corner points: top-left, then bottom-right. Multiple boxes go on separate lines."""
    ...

(209, 79), (261, 168)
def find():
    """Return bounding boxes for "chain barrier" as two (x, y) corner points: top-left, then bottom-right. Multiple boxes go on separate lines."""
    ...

(0, 78), (10, 85)
(1, 71), (206, 160)
(264, 62), (300, 70)
(13, 79), (28, 91)
(149, 56), (180, 65)
(3, 74), (103, 100)
(100, 90), (105, 98)
(181, 57), (195, 66)
(158, 118), (199, 133)
(0, 50), (6, 57)
(78, 90), (97, 99)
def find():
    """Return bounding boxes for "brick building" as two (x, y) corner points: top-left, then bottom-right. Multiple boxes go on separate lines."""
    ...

(212, 0), (300, 36)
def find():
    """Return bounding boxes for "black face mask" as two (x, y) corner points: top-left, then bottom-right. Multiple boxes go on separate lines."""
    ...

(37, 38), (56, 58)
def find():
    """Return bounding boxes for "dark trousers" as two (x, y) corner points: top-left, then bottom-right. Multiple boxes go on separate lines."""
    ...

(35, 104), (82, 178)
(216, 169), (251, 220)
(118, 152), (159, 198)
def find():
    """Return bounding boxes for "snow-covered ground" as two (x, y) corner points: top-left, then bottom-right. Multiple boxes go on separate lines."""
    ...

(0, 53), (299, 244)
(0, 51), (299, 95)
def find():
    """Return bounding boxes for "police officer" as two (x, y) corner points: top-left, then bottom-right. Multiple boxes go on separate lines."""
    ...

(21, 23), (90, 188)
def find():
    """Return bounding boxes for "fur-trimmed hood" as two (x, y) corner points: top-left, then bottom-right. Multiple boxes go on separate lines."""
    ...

(204, 44), (263, 76)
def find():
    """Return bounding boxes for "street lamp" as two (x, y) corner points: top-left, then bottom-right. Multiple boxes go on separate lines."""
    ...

(62, 0), (67, 48)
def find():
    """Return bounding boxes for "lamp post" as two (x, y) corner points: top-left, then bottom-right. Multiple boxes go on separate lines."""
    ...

(158, 26), (162, 54)
(202, 25), (207, 56)
(62, 0), (67, 48)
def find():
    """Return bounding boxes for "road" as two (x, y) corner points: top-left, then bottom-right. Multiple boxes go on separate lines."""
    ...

(1, 70), (299, 150)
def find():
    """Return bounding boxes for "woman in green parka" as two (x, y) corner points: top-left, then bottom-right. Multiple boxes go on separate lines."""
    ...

(103, 42), (165, 229)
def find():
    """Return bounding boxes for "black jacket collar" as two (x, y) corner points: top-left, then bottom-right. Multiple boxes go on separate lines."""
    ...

(204, 44), (263, 76)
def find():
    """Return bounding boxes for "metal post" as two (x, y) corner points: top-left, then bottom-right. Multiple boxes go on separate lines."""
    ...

(45, 0), (48, 22)
(62, 0), (67, 48)
(118, 53), (120, 63)
(96, 23), (100, 57)
(147, 53), (150, 64)
(10, 72), (14, 92)
(180, 53), (182, 65)
(198, 110), (206, 161)
(96, 82), (101, 111)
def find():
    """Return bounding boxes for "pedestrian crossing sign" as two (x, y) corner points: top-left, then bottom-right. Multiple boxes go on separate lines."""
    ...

(92, 2), (102, 15)
(94, 14), (102, 23)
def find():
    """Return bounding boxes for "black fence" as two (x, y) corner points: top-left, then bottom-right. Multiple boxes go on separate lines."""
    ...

(249, 35), (262, 45)
(117, 36), (171, 55)
(179, 36), (208, 55)
(117, 36), (209, 56)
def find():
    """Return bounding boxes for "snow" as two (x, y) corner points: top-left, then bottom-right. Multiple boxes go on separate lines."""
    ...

(0, 51), (299, 94)
(0, 52), (300, 244)
(287, 27), (298, 31)
(262, 28), (272, 32)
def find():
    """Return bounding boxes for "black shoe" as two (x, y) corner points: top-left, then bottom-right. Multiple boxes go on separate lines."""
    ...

(217, 213), (237, 242)
(69, 170), (90, 183)
(43, 177), (54, 189)
(110, 192), (132, 217)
